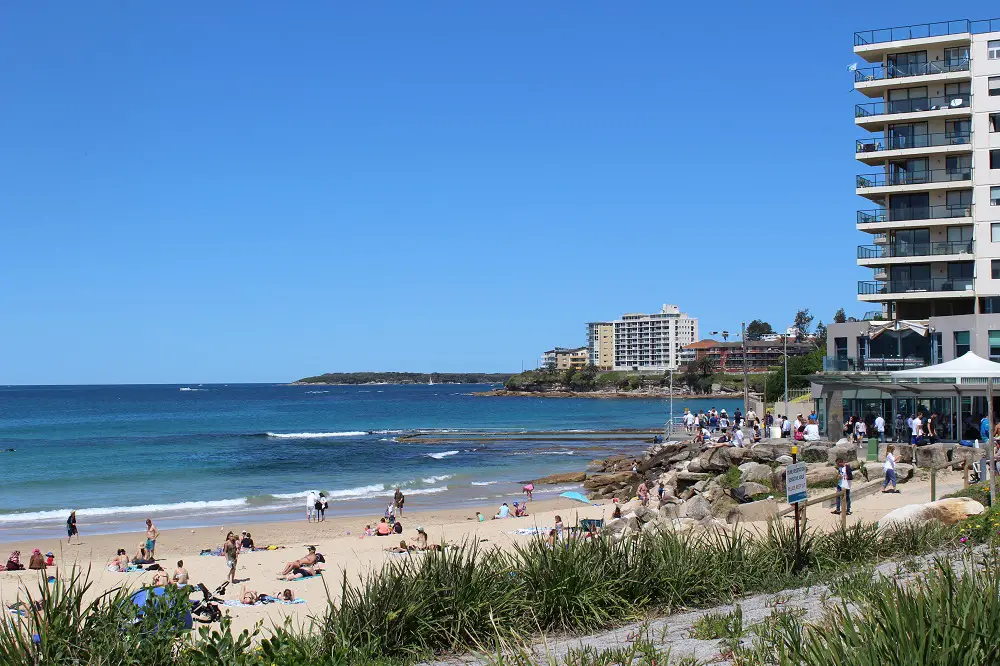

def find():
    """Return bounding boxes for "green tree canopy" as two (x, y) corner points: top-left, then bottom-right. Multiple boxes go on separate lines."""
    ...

(746, 320), (774, 341)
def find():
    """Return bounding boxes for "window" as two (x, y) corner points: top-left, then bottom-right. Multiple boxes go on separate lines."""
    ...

(991, 77), (1000, 97)
(992, 114), (1000, 133)
(955, 331), (971, 357)
(992, 150), (1000, 169)
(990, 40), (1000, 60)
(993, 222), (1000, 241)
(990, 331), (1000, 362)
(994, 260), (1000, 279)
(993, 188), (1000, 207)
(947, 226), (973, 243)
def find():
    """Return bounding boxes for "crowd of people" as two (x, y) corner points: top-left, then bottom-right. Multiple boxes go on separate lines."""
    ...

(683, 407), (821, 448)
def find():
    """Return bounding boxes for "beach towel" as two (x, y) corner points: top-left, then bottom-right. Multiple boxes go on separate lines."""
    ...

(223, 596), (307, 608)
(510, 527), (551, 536)
(286, 572), (322, 582)
(199, 548), (224, 557)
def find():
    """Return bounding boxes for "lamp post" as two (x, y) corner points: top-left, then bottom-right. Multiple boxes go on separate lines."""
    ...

(784, 332), (789, 422)
(741, 321), (750, 417)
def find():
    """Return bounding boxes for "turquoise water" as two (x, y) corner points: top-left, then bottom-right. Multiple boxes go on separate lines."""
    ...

(0, 384), (742, 539)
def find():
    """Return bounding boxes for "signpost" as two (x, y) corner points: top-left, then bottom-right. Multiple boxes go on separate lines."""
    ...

(787, 447), (806, 571)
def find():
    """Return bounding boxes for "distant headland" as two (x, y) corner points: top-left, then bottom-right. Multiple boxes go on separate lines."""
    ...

(291, 372), (513, 385)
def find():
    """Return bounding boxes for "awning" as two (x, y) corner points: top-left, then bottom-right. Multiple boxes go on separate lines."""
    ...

(867, 319), (929, 339)
(891, 352), (1000, 382)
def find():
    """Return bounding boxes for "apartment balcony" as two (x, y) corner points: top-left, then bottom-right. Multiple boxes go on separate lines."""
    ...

(854, 60), (970, 98)
(857, 240), (973, 266)
(857, 277), (974, 300)
(854, 18), (1000, 60)
(823, 356), (928, 372)
(857, 204), (973, 230)
(856, 168), (972, 200)
(854, 94), (970, 131)
(855, 132), (971, 165)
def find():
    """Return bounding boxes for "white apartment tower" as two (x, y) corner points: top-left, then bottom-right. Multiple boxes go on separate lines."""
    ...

(854, 18), (1000, 319)
(611, 304), (698, 372)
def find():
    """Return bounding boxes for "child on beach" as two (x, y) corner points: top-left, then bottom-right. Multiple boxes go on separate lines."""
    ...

(522, 483), (534, 501)
(364, 524), (374, 536)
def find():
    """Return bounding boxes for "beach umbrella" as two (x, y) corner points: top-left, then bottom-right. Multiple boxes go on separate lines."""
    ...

(128, 586), (193, 631)
(559, 491), (591, 504)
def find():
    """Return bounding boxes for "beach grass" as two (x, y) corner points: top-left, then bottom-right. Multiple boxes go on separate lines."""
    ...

(0, 521), (966, 665)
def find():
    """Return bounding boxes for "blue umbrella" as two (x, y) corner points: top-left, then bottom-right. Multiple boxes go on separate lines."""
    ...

(559, 491), (591, 504)
(129, 586), (193, 631)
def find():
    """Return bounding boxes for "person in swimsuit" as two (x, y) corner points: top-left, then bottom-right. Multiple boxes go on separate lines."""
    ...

(223, 534), (239, 584)
(173, 560), (189, 585)
(279, 546), (318, 576)
(144, 519), (159, 558)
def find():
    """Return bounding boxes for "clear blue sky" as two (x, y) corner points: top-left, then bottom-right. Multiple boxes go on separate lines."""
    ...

(1, 2), (994, 384)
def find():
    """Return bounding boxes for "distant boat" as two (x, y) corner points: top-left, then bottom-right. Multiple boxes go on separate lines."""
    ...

(428, 374), (435, 385)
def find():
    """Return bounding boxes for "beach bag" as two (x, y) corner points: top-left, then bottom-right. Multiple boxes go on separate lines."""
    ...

(794, 430), (805, 441)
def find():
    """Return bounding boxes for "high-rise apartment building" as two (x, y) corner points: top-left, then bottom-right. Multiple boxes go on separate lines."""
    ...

(586, 322), (614, 370)
(611, 305), (698, 372)
(853, 18), (1000, 319)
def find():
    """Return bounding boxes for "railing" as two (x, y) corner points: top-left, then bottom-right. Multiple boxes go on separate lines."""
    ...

(857, 168), (972, 188)
(857, 204), (972, 225)
(854, 18), (1000, 46)
(824, 356), (857, 372)
(823, 355), (930, 372)
(854, 59), (970, 83)
(856, 132), (971, 153)
(861, 310), (886, 320)
(855, 94), (970, 118)
(857, 240), (973, 259)
(858, 278), (974, 295)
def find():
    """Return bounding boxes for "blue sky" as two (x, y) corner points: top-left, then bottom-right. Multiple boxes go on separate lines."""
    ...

(1, 2), (995, 383)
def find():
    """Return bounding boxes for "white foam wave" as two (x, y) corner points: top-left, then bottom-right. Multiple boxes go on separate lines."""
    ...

(326, 484), (385, 499)
(179, 387), (206, 392)
(0, 498), (248, 524)
(404, 487), (448, 496)
(421, 475), (453, 484)
(512, 451), (575, 456)
(471, 481), (498, 486)
(266, 431), (367, 439)
(304, 390), (330, 394)
(425, 450), (459, 459)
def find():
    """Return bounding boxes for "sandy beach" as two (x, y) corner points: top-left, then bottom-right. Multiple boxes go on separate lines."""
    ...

(0, 468), (967, 638)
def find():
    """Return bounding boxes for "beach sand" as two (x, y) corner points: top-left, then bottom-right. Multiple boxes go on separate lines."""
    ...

(0, 470), (970, 637)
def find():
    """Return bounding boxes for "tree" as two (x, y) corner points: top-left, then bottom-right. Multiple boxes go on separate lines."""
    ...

(763, 349), (824, 403)
(814, 320), (828, 349)
(745, 320), (774, 341)
(793, 309), (814, 341)
(833, 308), (847, 324)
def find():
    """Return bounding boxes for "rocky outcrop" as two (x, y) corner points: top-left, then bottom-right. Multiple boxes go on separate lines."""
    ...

(878, 497), (985, 529)
(826, 443), (859, 466)
(532, 471), (587, 484)
(862, 462), (914, 483)
(913, 443), (950, 468)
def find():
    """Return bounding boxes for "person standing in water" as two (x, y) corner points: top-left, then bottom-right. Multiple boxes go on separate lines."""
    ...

(66, 511), (79, 544)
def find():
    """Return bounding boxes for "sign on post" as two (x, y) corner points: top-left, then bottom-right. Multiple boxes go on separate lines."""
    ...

(786, 462), (808, 504)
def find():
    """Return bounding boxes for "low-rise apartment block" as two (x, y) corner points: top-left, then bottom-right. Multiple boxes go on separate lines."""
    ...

(541, 347), (589, 371)
(682, 339), (815, 374)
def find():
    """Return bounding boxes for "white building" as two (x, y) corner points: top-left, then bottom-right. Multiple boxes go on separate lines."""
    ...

(611, 304), (698, 372)
(853, 19), (1000, 319)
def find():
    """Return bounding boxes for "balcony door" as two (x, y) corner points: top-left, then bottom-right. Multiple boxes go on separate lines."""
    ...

(887, 86), (927, 114)
(946, 190), (972, 218)
(946, 155), (972, 180)
(890, 264), (930, 290)
(890, 192), (929, 221)
(892, 228), (929, 257)
(888, 122), (928, 150)
(890, 158), (928, 185)
(888, 51), (927, 77)
(946, 262), (974, 290)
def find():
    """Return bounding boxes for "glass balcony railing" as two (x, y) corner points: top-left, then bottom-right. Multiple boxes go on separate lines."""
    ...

(857, 168), (972, 188)
(854, 18), (1000, 46)
(856, 132), (971, 153)
(854, 59), (970, 83)
(858, 277), (974, 295)
(857, 240), (973, 260)
(855, 94), (970, 118)
(857, 204), (972, 224)
(823, 356), (928, 372)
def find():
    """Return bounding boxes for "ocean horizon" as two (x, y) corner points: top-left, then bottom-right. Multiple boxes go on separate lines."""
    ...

(0, 383), (743, 541)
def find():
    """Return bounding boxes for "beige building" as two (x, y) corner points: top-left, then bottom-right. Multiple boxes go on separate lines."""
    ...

(586, 322), (614, 370)
(541, 347), (589, 370)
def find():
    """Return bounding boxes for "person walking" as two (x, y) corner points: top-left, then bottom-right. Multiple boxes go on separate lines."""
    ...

(306, 491), (317, 523)
(66, 511), (79, 545)
(894, 413), (906, 443)
(874, 413), (886, 443)
(833, 458), (853, 515)
(637, 481), (649, 507)
(223, 533), (239, 584)
(882, 445), (898, 493)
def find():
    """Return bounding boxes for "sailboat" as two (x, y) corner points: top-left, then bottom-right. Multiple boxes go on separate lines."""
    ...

(428, 374), (435, 385)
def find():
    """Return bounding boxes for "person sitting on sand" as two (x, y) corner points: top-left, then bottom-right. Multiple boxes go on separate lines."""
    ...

(385, 540), (410, 554)
(4, 551), (23, 571)
(612, 505), (622, 520)
(494, 503), (511, 519)
(513, 502), (528, 518)
(364, 524), (374, 537)
(413, 527), (429, 550)
(28, 549), (45, 571)
(152, 570), (170, 587)
(392, 519), (404, 535)
(279, 546), (318, 576)
(476, 512), (485, 522)
(45, 552), (54, 567)
(107, 549), (129, 572)
(133, 543), (154, 565)
(375, 518), (391, 536)
(545, 529), (557, 548)
(278, 563), (319, 581)
(241, 532), (254, 550)
(173, 560), (189, 585)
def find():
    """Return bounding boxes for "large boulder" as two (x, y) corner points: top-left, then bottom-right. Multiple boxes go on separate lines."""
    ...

(686, 458), (704, 474)
(679, 495), (713, 521)
(710, 495), (740, 519)
(800, 444), (832, 463)
(696, 446), (747, 472)
(805, 465), (840, 486)
(583, 472), (636, 491)
(879, 444), (913, 463)
(740, 462), (774, 486)
(740, 482), (770, 497)
(827, 444), (859, 466)
(726, 498), (778, 524)
(632, 505), (659, 524)
(863, 462), (914, 483)
(532, 471), (586, 484)
(914, 444), (950, 468)
(749, 441), (793, 463)
(951, 446), (984, 471)
(878, 497), (985, 529)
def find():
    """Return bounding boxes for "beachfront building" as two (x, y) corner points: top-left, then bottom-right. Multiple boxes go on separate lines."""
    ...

(541, 347), (589, 371)
(816, 17), (1000, 439)
(611, 304), (698, 372)
(681, 339), (814, 374)
(586, 322), (615, 370)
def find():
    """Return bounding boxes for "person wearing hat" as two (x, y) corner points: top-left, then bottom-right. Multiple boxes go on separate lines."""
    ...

(28, 549), (46, 570)
(45, 552), (54, 567)
(413, 526), (429, 551)
(278, 545), (318, 576)
(240, 531), (255, 550)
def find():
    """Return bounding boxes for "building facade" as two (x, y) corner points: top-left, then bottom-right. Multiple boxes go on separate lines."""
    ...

(612, 304), (698, 372)
(818, 18), (1000, 440)
(682, 339), (814, 374)
(586, 322), (615, 370)
(541, 347), (589, 371)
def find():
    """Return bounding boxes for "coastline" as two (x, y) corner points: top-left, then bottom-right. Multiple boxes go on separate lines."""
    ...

(474, 389), (742, 400)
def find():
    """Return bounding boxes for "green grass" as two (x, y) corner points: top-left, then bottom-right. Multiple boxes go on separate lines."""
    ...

(0, 521), (964, 666)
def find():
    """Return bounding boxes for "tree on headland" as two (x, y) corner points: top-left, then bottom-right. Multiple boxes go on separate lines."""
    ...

(833, 308), (847, 324)
(745, 320), (774, 341)
(793, 309), (813, 341)
(814, 321), (828, 349)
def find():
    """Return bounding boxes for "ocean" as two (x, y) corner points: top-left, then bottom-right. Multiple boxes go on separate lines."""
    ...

(0, 383), (743, 540)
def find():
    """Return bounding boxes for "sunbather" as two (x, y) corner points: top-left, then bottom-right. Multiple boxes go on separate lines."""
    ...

(278, 546), (318, 575)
